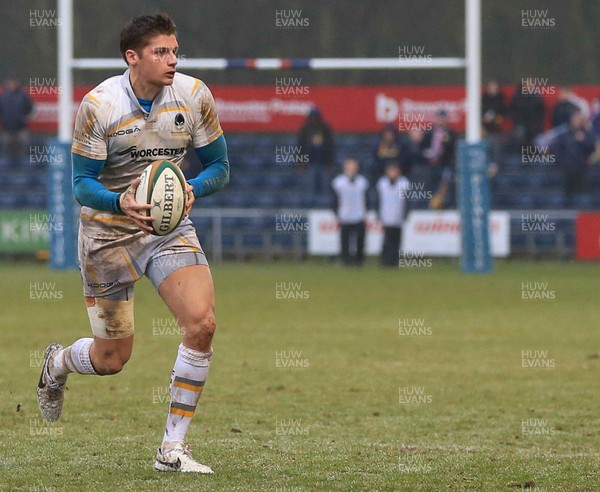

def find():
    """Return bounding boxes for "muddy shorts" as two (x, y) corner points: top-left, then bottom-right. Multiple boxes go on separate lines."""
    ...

(77, 217), (208, 339)
(78, 216), (208, 301)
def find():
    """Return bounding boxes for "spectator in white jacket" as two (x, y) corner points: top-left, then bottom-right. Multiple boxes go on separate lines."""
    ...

(331, 158), (369, 266)
(376, 162), (410, 267)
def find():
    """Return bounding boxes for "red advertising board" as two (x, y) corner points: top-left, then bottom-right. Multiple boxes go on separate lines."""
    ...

(213, 85), (468, 132)
(24, 84), (600, 134)
(575, 213), (600, 260)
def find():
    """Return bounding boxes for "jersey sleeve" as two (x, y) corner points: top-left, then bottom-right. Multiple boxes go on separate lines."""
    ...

(71, 94), (108, 160)
(191, 81), (223, 149)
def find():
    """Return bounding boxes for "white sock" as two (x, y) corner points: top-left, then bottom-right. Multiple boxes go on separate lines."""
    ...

(50, 338), (97, 382)
(162, 343), (212, 448)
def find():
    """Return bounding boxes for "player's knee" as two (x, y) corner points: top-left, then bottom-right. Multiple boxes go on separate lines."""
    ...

(182, 308), (216, 342)
(94, 349), (130, 375)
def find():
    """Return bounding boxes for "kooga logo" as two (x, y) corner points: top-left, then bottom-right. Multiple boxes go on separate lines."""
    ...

(117, 146), (186, 159)
(109, 127), (140, 138)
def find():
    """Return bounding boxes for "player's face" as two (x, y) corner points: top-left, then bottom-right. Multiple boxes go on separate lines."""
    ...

(135, 34), (179, 87)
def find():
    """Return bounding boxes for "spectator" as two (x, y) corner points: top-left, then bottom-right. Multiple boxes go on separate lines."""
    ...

(372, 123), (409, 182)
(0, 76), (33, 165)
(509, 79), (546, 147)
(297, 107), (335, 194)
(552, 86), (581, 128)
(549, 110), (597, 202)
(591, 97), (600, 140)
(482, 79), (506, 135)
(376, 162), (410, 267)
(535, 86), (591, 150)
(331, 158), (369, 266)
(481, 79), (507, 171)
(420, 109), (456, 209)
(405, 129), (426, 169)
(568, 87), (590, 119)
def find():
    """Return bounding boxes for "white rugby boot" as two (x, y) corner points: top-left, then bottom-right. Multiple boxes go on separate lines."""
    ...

(154, 442), (214, 473)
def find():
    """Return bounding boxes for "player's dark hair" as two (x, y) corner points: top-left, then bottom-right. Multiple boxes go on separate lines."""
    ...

(120, 13), (177, 63)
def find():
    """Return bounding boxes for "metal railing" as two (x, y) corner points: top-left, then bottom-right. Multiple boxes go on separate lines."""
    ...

(189, 208), (581, 263)
(189, 208), (307, 263)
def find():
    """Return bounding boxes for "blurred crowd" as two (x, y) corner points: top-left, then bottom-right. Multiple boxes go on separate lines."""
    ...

(2, 75), (600, 267)
(483, 80), (599, 202)
(299, 81), (600, 215)
(300, 81), (600, 266)
(0, 76), (34, 166)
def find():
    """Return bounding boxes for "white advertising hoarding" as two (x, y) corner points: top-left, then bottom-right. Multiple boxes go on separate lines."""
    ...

(307, 210), (510, 257)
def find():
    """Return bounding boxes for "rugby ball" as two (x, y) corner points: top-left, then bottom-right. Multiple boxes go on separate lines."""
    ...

(135, 160), (187, 236)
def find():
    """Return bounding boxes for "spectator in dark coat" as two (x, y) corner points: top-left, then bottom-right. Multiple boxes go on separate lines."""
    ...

(405, 129), (426, 170)
(591, 97), (600, 141)
(420, 109), (456, 209)
(372, 123), (409, 183)
(421, 109), (456, 169)
(550, 110), (597, 202)
(509, 79), (546, 146)
(297, 107), (335, 194)
(0, 76), (33, 164)
(481, 79), (506, 171)
(552, 87), (580, 128)
(482, 79), (506, 135)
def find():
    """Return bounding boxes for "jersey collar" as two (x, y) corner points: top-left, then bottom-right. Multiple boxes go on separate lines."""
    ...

(120, 69), (168, 114)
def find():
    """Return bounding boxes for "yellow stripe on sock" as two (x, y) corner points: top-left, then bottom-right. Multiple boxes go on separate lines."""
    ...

(170, 407), (195, 418)
(173, 381), (204, 392)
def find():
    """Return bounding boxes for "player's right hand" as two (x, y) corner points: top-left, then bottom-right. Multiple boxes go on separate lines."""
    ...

(119, 177), (154, 234)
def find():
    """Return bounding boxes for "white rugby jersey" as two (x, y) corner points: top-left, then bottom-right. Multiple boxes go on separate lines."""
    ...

(72, 69), (223, 237)
(331, 174), (369, 224)
(376, 176), (410, 227)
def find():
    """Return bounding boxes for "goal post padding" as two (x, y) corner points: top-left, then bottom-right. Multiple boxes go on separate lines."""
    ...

(48, 141), (78, 269)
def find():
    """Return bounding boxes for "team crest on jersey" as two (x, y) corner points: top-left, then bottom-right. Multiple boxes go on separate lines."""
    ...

(174, 113), (185, 129)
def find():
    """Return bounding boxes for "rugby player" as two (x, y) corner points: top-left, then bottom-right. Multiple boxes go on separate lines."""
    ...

(36, 13), (229, 473)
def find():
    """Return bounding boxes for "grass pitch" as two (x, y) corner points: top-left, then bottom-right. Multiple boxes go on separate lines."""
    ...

(0, 259), (599, 491)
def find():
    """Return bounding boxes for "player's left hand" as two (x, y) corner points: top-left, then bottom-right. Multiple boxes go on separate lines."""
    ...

(184, 183), (195, 216)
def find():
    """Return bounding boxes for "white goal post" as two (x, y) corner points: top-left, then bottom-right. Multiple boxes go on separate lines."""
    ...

(56, 0), (481, 143)
(53, 0), (488, 272)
